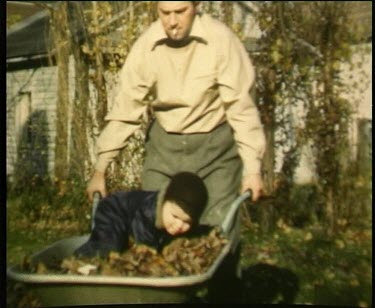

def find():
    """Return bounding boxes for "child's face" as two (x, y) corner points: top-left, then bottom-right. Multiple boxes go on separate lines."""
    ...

(162, 201), (192, 235)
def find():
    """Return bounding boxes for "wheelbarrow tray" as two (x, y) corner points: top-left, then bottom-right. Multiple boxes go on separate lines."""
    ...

(7, 192), (249, 306)
(7, 234), (232, 305)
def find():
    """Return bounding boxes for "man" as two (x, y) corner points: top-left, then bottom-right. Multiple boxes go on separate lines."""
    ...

(87, 2), (265, 300)
(88, 0), (265, 217)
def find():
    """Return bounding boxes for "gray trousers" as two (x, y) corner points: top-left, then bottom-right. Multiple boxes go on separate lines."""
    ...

(141, 120), (242, 246)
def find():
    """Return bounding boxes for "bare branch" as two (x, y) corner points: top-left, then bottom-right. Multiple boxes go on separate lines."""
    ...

(27, 1), (56, 13)
(290, 34), (323, 60)
(276, 2), (323, 60)
(236, 1), (259, 15)
(97, 2), (144, 32)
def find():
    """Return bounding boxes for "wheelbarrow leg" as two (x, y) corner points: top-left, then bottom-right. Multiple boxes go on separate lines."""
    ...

(206, 241), (243, 304)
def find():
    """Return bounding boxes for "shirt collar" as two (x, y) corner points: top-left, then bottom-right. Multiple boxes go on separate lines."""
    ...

(151, 13), (208, 50)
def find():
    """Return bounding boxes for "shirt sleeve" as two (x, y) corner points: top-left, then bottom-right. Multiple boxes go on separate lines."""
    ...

(217, 33), (266, 175)
(94, 39), (155, 172)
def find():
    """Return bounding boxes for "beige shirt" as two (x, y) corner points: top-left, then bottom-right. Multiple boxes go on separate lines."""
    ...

(95, 13), (265, 175)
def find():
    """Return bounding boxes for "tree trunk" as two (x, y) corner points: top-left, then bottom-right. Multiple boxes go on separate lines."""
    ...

(258, 69), (277, 195)
(52, 2), (70, 187)
(256, 80), (277, 232)
(92, 1), (108, 131)
(263, 122), (275, 194)
(69, 34), (90, 179)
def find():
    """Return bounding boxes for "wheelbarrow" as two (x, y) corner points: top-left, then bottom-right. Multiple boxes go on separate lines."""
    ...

(7, 191), (251, 306)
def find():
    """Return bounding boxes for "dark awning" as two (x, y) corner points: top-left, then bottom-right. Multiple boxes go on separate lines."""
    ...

(7, 10), (53, 60)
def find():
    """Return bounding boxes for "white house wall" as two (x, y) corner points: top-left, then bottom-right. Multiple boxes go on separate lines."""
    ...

(341, 44), (372, 161)
(7, 66), (57, 179)
(6, 56), (76, 180)
(274, 43), (372, 184)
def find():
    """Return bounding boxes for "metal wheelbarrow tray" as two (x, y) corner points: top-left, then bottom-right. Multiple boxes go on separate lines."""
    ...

(7, 192), (250, 306)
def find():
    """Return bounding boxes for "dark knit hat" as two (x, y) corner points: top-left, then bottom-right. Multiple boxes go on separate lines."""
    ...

(163, 172), (208, 225)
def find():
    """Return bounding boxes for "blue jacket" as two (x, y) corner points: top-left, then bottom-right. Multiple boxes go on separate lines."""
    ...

(75, 190), (172, 258)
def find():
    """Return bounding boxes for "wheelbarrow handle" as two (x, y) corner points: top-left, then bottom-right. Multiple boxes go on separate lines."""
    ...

(221, 190), (252, 235)
(91, 191), (101, 230)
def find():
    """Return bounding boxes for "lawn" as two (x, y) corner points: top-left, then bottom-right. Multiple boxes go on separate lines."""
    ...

(6, 195), (372, 307)
(239, 219), (372, 306)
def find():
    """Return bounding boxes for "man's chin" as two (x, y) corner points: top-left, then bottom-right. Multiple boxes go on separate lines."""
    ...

(167, 35), (183, 41)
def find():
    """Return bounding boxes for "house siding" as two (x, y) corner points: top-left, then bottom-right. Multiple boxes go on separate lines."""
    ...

(6, 56), (76, 180)
(7, 66), (57, 180)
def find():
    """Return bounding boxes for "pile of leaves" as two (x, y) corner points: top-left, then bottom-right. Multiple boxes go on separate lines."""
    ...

(22, 227), (228, 278)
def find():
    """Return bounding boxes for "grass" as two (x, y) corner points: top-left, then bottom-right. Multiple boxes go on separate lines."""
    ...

(6, 193), (89, 265)
(6, 188), (372, 307)
(239, 218), (372, 306)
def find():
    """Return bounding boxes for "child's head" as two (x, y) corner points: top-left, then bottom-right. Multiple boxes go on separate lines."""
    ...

(161, 172), (208, 235)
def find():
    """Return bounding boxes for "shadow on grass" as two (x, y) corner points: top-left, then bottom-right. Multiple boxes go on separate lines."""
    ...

(314, 283), (371, 307)
(188, 262), (300, 304)
(241, 263), (300, 304)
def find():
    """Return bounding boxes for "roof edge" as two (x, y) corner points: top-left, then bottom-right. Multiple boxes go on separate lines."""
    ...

(7, 10), (49, 37)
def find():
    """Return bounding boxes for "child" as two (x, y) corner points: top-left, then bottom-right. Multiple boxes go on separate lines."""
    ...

(75, 172), (208, 258)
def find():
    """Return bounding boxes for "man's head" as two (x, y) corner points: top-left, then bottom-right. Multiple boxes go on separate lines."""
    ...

(157, 1), (199, 42)
(161, 172), (207, 236)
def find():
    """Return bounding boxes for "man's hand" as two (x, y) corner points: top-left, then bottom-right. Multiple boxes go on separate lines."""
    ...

(86, 170), (107, 202)
(241, 173), (264, 202)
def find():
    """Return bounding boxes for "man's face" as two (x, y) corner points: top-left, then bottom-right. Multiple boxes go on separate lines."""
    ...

(162, 200), (192, 236)
(157, 1), (197, 41)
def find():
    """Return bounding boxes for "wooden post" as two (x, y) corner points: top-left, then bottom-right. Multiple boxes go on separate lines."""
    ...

(357, 118), (372, 177)
(357, 118), (372, 218)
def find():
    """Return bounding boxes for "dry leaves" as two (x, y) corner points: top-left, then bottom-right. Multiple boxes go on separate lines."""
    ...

(24, 227), (228, 278)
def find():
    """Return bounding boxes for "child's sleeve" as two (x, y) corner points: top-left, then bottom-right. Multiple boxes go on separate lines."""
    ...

(75, 192), (132, 258)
